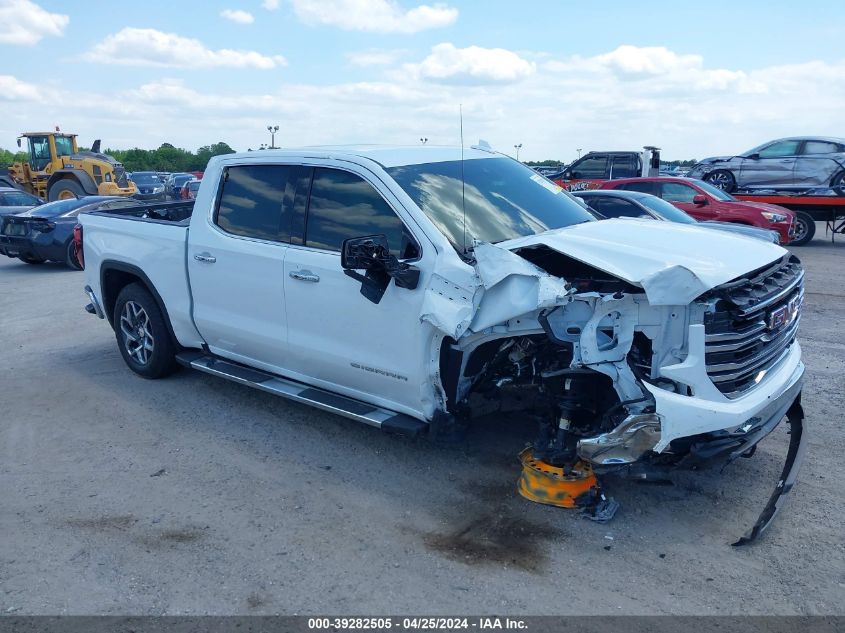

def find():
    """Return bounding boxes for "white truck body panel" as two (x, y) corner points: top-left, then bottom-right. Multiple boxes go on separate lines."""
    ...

(80, 145), (804, 461)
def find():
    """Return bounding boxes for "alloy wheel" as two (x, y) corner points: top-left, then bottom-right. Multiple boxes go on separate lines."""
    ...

(120, 301), (155, 365)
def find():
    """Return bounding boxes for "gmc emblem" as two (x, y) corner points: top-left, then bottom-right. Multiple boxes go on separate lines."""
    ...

(767, 294), (802, 332)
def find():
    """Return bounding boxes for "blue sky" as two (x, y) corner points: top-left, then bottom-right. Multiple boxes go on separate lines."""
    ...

(1, 0), (842, 160)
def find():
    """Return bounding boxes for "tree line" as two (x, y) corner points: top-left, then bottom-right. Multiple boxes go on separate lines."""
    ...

(0, 142), (237, 172)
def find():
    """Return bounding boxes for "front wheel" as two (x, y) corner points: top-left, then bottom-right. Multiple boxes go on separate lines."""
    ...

(831, 172), (845, 196)
(789, 212), (815, 246)
(704, 169), (736, 192)
(113, 283), (178, 378)
(48, 180), (85, 201)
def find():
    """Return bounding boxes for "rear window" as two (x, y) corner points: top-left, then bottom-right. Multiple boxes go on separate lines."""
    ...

(215, 165), (289, 241)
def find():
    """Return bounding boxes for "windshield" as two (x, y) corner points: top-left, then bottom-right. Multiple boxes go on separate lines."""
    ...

(174, 175), (193, 185)
(638, 196), (698, 224)
(691, 179), (736, 201)
(132, 173), (159, 184)
(387, 157), (595, 249)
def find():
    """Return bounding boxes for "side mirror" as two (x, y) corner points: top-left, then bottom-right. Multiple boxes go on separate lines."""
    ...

(568, 171), (578, 179)
(16, 138), (21, 148)
(692, 194), (708, 205)
(341, 234), (420, 304)
(746, 153), (760, 160)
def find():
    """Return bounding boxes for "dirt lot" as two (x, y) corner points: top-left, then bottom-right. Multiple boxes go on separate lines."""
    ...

(1, 225), (843, 616)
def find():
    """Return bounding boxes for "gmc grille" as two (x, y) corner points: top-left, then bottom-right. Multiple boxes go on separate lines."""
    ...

(703, 256), (803, 399)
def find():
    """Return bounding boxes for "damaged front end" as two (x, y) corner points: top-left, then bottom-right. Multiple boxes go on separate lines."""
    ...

(425, 238), (806, 544)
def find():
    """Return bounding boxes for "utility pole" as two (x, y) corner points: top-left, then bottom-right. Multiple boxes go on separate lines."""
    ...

(420, 137), (428, 144)
(576, 148), (582, 159)
(514, 143), (523, 161)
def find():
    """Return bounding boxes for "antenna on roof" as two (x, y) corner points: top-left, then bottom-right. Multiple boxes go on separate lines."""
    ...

(460, 103), (467, 256)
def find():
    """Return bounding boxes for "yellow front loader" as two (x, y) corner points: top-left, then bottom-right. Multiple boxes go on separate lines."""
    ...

(4, 132), (136, 201)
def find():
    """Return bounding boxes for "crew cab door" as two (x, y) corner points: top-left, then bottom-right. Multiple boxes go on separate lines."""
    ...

(187, 164), (299, 373)
(739, 139), (800, 189)
(282, 165), (431, 415)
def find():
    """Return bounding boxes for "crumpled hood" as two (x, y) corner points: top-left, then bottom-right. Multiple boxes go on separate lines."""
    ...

(500, 219), (786, 305)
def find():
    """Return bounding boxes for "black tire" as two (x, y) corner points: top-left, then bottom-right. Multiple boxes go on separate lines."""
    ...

(48, 179), (85, 202)
(704, 169), (736, 192)
(18, 255), (46, 264)
(65, 239), (82, 270)
(831, 171), (845, 196)
(790, 212), (815, 246)
(113, 283), (178, 379)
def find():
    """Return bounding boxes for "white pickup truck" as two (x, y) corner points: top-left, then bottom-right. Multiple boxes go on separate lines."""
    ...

(76, 145), (806, 543)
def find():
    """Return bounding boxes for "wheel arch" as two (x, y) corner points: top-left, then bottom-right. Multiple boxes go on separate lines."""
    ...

(47, 170), (98, 196)
(99, 260), (178, 344)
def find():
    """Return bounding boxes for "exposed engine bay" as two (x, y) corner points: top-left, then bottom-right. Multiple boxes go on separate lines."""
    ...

(424, 241), (807, 543)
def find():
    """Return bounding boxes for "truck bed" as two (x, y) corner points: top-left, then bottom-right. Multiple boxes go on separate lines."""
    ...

(89, 200), (195, 224)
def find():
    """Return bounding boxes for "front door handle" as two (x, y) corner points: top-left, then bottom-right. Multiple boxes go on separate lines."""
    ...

(289, 269), (320, 283)
(194, 253), (216, 263)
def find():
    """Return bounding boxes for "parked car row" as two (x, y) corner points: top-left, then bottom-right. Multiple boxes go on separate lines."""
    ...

(0, 196), (140, 268)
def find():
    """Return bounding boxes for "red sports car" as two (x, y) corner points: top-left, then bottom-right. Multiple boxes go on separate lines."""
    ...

(600, 176), (796, 244)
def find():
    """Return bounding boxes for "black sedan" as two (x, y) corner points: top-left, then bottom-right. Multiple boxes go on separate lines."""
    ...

(573, 190), (780, 243)
(0, 196), (139, 268)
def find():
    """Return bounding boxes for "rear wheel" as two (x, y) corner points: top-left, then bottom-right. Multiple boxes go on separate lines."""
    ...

(113, 283), (177, 378)
(790, 212), (815, 246)
(48, 180), (85, 202)
(704, 169), (736, 192)
(65, 239), (82, 270)
(831, 171), (845, 196)
(18, 255), (46, 264)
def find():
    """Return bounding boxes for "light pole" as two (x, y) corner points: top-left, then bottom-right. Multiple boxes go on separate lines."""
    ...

(514, 143), (523, 161)
(267, 125), (279, 149)
(576, 148), (582, 159)
(420, 137), (428, 144)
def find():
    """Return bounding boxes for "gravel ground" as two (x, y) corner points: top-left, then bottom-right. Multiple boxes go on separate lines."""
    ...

(1, 224), (843, 615)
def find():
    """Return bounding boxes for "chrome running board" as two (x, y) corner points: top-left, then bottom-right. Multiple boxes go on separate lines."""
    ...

(175, 351), (428, 437)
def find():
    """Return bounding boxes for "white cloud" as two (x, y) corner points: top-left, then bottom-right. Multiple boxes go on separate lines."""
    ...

(0, 74), (40, 100)
(0, 0), (68, 45)
(262, 0), (280, 9)
(412, 43), (535, 84)
(346, 48), (406, 67)
(5, 46), (844, 163)
(595, 45), (702, 75)
(84, 28), (286, 69)
(220, 9), (255, 24)
(290, 0), (457, 33)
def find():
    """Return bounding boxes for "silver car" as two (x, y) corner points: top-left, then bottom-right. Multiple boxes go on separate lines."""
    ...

(688, 136), (845, 194)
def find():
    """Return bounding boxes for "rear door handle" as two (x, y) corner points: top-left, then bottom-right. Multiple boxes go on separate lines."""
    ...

(289, 269), (320, 283)
(194, 253), (216, 263)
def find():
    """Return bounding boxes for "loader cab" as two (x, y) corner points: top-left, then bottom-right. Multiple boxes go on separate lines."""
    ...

(20, 133), (79, 173)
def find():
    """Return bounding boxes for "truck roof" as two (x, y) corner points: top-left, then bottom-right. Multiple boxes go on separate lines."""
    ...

(225, 145), (499, 168)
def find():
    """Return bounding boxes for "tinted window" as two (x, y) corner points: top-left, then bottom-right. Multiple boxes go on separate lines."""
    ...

(2, 191), (40, 206)
(591, 197), (648, 219)
(758, 140), (800, 158)
(215, 165), (290, 241)
(21, 198), (88, 217)
(387, 158), (595, 250)
(618, 181), (658, 195)
(306, 168), (411, 257)
(661, 182), (698, 203)
(802, 141), (840, 155)
(570, 155), (608, 179)
(610, 155), (638, 178)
